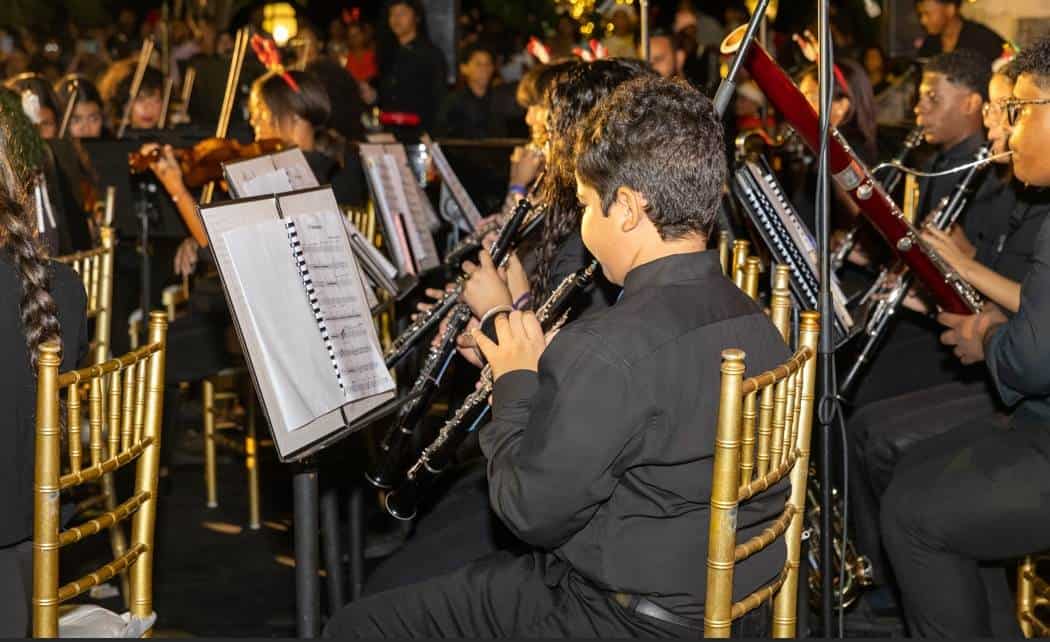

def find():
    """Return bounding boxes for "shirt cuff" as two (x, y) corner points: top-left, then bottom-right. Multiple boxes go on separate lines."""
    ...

(492, 369), (539, 425)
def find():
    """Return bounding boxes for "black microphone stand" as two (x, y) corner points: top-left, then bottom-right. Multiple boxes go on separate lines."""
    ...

(816, 0), (839, 634)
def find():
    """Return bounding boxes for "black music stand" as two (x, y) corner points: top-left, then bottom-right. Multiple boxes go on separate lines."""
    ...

(287, 389), (424, 637)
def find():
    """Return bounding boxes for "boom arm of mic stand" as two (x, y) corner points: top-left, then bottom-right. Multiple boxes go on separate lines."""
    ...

(713, 0), (771, 117)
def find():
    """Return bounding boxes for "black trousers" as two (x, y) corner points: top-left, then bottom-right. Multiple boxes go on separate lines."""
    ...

(327, 550), (769, 638)
(881, 416), (1050, 637)
(846, 380), (1005, 584)
(0, 539), (33, 637)
(364, 460), (520, 596)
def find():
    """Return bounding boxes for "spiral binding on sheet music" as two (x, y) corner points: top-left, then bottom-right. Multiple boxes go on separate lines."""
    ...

(285, 219), (346, 393)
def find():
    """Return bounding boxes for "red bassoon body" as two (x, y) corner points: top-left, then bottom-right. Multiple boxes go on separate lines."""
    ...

(720, 26), (980, 315)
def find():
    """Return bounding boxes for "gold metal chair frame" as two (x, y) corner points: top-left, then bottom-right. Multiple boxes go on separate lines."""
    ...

(32, 312), (168, 637)
(705, 245), (819, 637)
(1018, 555), (1050, 637)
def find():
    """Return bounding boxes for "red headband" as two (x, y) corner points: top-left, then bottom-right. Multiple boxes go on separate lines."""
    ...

(251, 34), (300, 93)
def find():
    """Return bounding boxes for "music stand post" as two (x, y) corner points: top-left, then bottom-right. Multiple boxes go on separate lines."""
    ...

(293, 460), (321, 638)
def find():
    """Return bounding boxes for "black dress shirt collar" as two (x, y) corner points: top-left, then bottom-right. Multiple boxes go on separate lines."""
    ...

(621, 250), (722, 299)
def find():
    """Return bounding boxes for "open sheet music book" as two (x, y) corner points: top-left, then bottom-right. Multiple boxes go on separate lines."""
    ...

(199, 187), (396, 461)
(359, 143), (440, 275)
(422, 134), (482, 232)
(223, 147), (319, 198)
(225, 151), (401, 301)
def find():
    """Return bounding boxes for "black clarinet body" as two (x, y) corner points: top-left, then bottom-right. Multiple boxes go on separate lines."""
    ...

(367, 303), (474, 489)
(383, 198), (535, 370)
(385, 260), (601, 520)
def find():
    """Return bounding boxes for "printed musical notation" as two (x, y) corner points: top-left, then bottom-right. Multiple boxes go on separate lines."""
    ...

(291, 209), (394, 400)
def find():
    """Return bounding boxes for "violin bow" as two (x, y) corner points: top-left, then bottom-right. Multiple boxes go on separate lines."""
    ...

(200, 26), (250, 205)
(57, 79), (78, 140)
(159, 76), (174, 129)
(116, 36), (156, 139)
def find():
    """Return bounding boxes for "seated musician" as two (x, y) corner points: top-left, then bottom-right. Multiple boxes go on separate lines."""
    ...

(324, 75), (790, 638)
(99, 63), (165, 132)
(845, 56), (1050, 622)
(0, 176), (87, 635)
(878, 35), (1050, 637)
(845, 48), (1004, 407)
(366, 59), (641, 597)
(54, 75), (107, 139)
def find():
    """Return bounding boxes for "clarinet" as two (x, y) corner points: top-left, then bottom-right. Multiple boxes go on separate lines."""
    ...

(443, 172), (547, 269)
(384, 260), (600, 520)
(839, 142), (992, 397)
(383, 198), (534, 370)
(831, 125), (924, 273)
(366, 303), (474, 489)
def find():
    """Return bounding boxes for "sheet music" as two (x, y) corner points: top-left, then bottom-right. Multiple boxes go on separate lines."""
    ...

(382, 153), (428, 272)
(224, 148), (319, 198)
(423, 134), (482, 230)
(385, 144), (442, 233)
(361, 150), (410, 273)
(200, 193), (396, 461)
(285, 208), (394, 400)
(224, 219), (345, 431)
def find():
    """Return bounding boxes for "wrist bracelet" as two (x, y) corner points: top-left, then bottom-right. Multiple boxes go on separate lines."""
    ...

(508, 184), (527, 196)
(512, 292), (531, 310)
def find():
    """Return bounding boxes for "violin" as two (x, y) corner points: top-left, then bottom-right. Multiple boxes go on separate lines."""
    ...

(128, 137), (286, 188)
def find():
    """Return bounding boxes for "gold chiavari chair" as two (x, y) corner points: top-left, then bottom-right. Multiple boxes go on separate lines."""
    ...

(704, 310), (819, 638)
(718, 230), (732, 276)
(731, 238), (751, 290)
(54, 226), (115, 370)
(54, 226), (132, 601)
(1018, 555), (1050, 637)
(32, 312), (167, 638)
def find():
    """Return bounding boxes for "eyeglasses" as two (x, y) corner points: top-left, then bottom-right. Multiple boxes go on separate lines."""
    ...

(1004, 98), (1050, 127)
(982, 100), (1005, 121)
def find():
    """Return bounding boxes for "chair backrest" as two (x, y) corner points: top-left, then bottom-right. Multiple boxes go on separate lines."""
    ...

(731, 239), (750, 290)
(704, 311), (819, 638)
(54, 226), (115, 366)
(32, 312), (168, 638)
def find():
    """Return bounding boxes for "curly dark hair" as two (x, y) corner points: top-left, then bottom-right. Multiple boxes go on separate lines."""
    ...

(576, 76), (726, 240)
(925, 49), (992, 100)
(1013, 36), (1050, 88)
(531, 58), (654, 299)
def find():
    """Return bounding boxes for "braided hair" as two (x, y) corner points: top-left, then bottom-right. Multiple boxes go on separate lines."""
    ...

(531, 58), (654, 299)
(0, 89), (60, 368)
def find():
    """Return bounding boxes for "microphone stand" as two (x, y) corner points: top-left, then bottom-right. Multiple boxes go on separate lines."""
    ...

(712, 0), (770, 117)
(816, 0), (838, 634)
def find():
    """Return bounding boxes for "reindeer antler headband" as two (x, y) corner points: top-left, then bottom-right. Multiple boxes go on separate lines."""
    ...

(251, 33), (300, 93)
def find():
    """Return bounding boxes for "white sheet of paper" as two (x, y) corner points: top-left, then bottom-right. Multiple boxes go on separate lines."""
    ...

(223, 219), (345, 432)
(285, 209), (395, 400)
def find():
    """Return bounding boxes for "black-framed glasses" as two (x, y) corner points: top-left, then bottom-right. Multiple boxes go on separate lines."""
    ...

(1004, 98), (1050, 127)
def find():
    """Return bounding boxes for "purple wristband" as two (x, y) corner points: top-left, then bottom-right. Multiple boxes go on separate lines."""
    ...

(512, 292), (532, 310)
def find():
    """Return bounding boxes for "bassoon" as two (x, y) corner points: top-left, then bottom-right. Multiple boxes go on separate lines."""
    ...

(384, 260), (600, 520)
(720, 26), (981, 316)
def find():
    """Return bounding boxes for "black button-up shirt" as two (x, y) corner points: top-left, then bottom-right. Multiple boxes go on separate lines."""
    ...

(988, 209), (1050, 429)
(479, 250), (792, 617)
(917, 19), (1008, 67)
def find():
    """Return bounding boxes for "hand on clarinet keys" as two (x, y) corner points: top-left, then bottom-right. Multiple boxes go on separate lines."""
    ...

(461, 250), (512, 318)
(472, 310), (546, 380)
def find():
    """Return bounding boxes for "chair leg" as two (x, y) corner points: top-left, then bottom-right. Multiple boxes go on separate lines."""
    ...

(101, 471), (132, 606)
(1019, 556), (1035, 638)
(203, 379), (218, 508)
(246, 392), (261, 530)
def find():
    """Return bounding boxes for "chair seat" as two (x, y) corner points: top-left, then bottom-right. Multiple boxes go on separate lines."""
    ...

(58, 604), (156, 638)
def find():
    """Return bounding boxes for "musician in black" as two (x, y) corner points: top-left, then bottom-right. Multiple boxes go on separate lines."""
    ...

(361, 59), (641, 598)
(915, 0), (1007, 67)
(845, 49), (1002, 407)
(324, 75), (789, 638)
(878, 37), (1050, 636)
